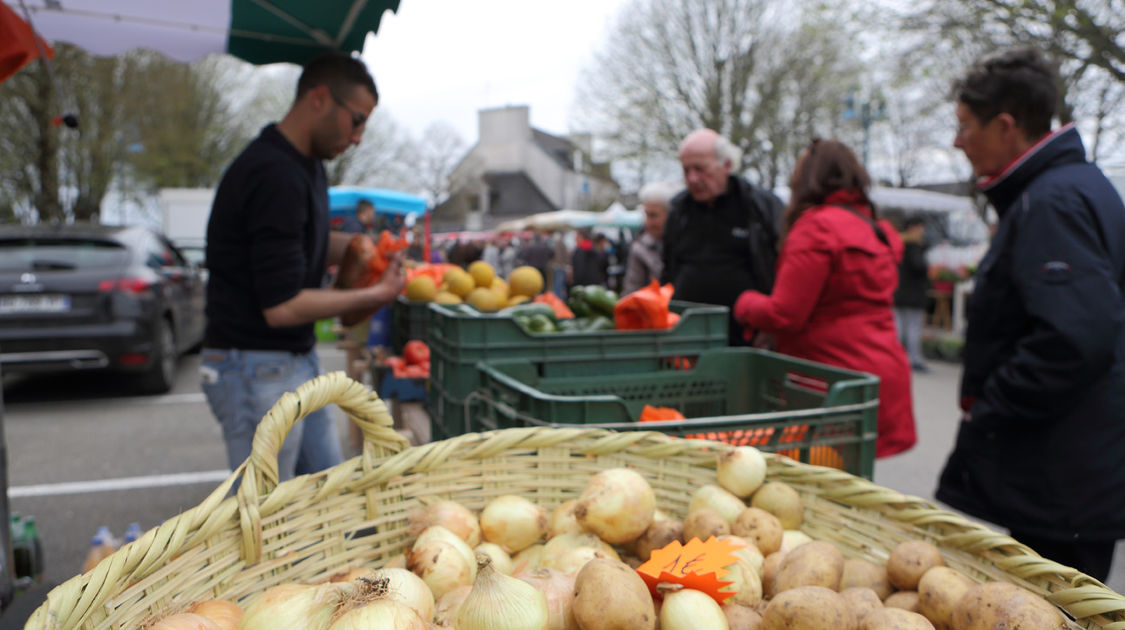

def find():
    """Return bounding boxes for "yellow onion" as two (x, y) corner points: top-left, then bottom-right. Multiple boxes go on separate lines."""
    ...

(547, 500), (585, 537)
(407, 540), (474, 600)
(719, 556), (762, 607)
(408, 499), (482, 546)
(779, 529), (813, 553)
(239, 582), (350, 630)
(383, 554), (407, 569)
(433, 584), (472, 627)
(542, 532), (617, 562)
(415, 525), (478, 580)
(329, 598), (427, 630)
(480, 495), (547, 553)
(364, 567), (435, 622)
(688, 485), (746, 524)
(511, 544), (546, 574)
(475, 542), (515, 574)
(716, 447), (767, 498)
(187, 599), (241, 630)
(515, 568), (578, 630)
(455, 555), (550, 630)
(551, 547), (613, 576)
(718, 534), (764, 575)
(150, 613), (219, 630)
(660, 588), (729, 630)
(574, 468), (655, 544)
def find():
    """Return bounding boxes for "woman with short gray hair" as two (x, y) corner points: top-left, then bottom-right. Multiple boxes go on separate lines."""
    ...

(623, 181), (678, 294)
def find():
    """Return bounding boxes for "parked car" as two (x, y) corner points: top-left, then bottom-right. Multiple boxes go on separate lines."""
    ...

(0, 224), (206, 393)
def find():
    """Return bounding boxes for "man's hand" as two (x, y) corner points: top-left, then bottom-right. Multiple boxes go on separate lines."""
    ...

(372, 251), (407, 305)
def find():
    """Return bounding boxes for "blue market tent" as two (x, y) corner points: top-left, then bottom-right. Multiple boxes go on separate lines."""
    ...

(329, 186), (428, 217)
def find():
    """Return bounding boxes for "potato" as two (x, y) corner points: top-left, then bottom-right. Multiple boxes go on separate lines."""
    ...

(887, 541), (944, 590)
(840, 587), (883, 622)
(917, 566), (975, 630)
(951, 582), (1065, 630)
(884, 590), (920, 612)
(762, 585), (856, 630)
(732, 507), (784, 555)
(774, 540), (844, 594)
(761, 552), (786, 599)
(683, 508), (731, 541)
(840, 558), (893, 600)
(750, 482), (804, 529)
(633, 519), (683, 562)
(861, 607), (935, 630)
(723, 603), (763, 629)
(572, 557), (656, 629)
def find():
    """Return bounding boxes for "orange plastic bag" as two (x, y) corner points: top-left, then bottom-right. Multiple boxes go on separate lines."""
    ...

(639, 404), (686, 422)
(405, 263), (459, 291)
(335, 230), (410, 326)
(615, 280), (676, 330)
(533, 291), (575, 319)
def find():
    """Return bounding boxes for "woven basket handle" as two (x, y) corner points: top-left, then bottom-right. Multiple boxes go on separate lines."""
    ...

(236, 371), (408, 562)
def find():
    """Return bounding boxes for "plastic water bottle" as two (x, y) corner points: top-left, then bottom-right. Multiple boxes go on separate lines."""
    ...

(123, 522), (142, 545)
(82, 526), (117, 573)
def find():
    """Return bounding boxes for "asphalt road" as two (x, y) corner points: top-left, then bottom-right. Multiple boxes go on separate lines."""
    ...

(0, 346), (1121, 625)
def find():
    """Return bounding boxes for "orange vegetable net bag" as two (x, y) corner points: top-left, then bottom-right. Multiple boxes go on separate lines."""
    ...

(614, 280), (680, 331)
(335, 230), (410, 326)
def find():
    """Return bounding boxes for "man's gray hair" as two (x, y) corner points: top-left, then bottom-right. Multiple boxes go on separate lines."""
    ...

(714, 135), (742, 170)
(638, 181), (680, 207)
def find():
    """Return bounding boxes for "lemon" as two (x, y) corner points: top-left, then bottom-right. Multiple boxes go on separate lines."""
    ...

(468, 260), (496, 288)
(506, 294), (530, 307)
(444, 268), (476, 298)
(508, 266), (544, 297)
(405, 276), (437, 302)
(491, 277), (510, 302)
(434, 290), (463, 304)
(466, 287), (501, 312)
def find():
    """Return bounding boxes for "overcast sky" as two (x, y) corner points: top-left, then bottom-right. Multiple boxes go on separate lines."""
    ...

(360, 0), (628, 144)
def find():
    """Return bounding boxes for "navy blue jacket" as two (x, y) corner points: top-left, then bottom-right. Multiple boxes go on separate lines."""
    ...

(937, 125), (1125, 540)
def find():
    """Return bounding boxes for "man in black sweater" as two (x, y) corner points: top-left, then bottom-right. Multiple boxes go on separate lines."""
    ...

(893, 217), (930, 371)
(201, 51), (404, 481)
(661, 129), (783, 346)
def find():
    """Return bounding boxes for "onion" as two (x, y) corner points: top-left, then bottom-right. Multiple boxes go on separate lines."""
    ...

(480, 495), (547, 553)
(408, 540), (474, 600)
(475, 542), (515, 574)
(384, 554), (407, 569)
(455, 555), (550, 630)
(542, 532), (618, 564)
(364, 567), (435, 622)
(150, 613), (220, 630)
(515, 567), (578, 630)
(574, 468), (655, 544)
(550, 546), (612, 576)
(688, 484), (746, 524)
(511, 544), (546, 574)
(239, 582), (350, 630)
(187, 599), (241, 630)
(660, 588), (729, 630)
(433, 585), (473, 627)
(716, 447), (767, 498)
(329, 598), (427, 630)
(409, 499), (482, 546)
(718, 535), (764, 575)
(547, 500), (585, 537)
(328, 567), (374, 583)
(779, 529), (813, 553)
(719, 556), (762, 607)
(415, 525), (478, 580)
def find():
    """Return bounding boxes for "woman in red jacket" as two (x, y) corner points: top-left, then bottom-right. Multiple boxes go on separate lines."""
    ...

(734, 139), (917, 457)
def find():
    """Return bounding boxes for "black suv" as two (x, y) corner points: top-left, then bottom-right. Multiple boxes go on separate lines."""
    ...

(0, 224), (206, 393)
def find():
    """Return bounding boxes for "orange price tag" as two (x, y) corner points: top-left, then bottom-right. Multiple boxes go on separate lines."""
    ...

(636, 536), (744, 603)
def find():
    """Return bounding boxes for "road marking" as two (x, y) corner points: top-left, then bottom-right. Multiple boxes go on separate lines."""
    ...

(8, 469), (233, 498)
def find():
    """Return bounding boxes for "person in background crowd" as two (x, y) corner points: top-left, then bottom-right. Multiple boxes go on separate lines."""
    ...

(734, 139), (917, 458)
(499, 237), (518, 278)
(894, 217), (930, 372)
(624, 181), (676, 294)
(550, 232), (571, 298)
(571, 231), (610, 287)
(481, 237), (501, 270)
(662, 129), (783, 346)
(201, 51), (404, 482)
(936, 47), (1125, 582)
(338, 199), (374, 234)
(518, 231), (553, 280)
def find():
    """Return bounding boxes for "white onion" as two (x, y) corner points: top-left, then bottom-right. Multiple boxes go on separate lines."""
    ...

(717, 534), (764, 575)
(433, 584), (472, 627)
(408, 499), (482, 546)
(328, 598), (427, 630)
(716, 447), (767, 498)
(779, 529), (813, 553)
(239, 582), (350, 630)
(541, 532), (617, 563)
(548, 500), (585, 537)
(365, 567), (435, 622)
(688, 485), (746, 524)
(149, 613), (220, 630)
(187, 599), (241, 630)
(574, 468), (655, 544)
(455, 556), (550, 630)
(480, 495), (548, 553)
(475, 542), (515, 575)
(660, 588), (729, 630)
(414, 525), (478, 581)
(719, 556), (762, 607)
(515, 567), (578, 630)
(511, 544), (546, 574)
(407, 540), (474, 600)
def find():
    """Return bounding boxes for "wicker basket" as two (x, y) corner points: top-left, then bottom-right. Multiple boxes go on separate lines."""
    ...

(24, 372), (1125, 629)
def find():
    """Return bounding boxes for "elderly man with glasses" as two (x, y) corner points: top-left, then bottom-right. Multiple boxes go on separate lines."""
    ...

(200, 51), (404, 482)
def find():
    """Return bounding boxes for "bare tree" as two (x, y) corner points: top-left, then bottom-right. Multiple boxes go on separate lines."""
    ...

(416, 122), (466, 206)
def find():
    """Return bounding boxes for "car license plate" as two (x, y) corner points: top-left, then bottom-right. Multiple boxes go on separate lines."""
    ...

(0, 294), (71, 314)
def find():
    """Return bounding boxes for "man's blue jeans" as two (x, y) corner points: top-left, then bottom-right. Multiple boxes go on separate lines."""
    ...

(199, 348), (344, 481)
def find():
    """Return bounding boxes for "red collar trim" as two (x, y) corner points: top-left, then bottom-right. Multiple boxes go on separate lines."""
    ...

(979, 122), (1074, 190)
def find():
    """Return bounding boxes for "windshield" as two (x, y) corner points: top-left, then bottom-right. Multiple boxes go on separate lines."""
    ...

(0, 238), (130, 271)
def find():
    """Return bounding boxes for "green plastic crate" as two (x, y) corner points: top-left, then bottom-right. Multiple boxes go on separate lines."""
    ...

(392, 296), (430, 354)
(425, 300), (729, 440)
(314, 318), (338, 342)
(472, 347), (880, 479)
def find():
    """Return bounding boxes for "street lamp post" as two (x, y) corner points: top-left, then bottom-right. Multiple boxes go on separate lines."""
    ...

(843, 89), (886, 170)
